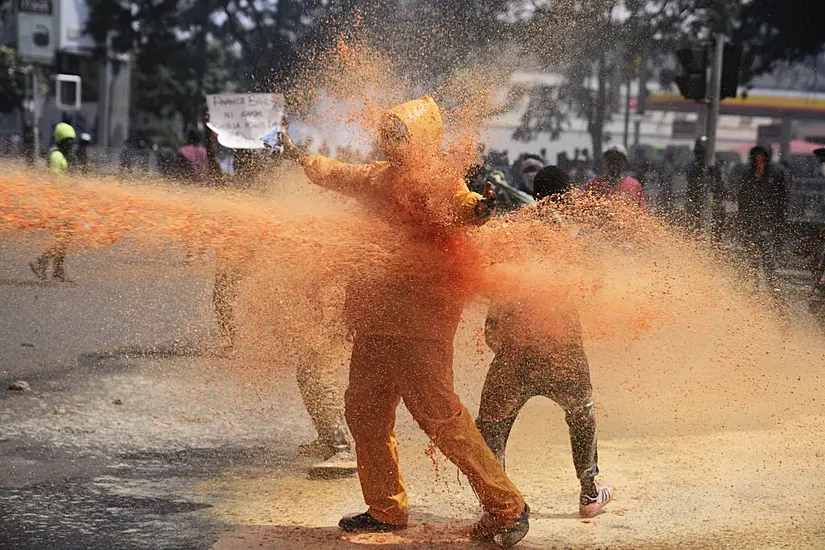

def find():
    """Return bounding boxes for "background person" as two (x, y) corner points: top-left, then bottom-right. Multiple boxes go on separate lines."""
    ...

(732, 145), (789, 293)
(584, 144), (647, 209)
(30, 123), (76, 282)
(477, 165), (614, 519)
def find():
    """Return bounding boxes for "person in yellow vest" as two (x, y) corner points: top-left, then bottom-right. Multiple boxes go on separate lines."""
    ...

(47, 122), (75, 174)
(30, 123), (75, 281)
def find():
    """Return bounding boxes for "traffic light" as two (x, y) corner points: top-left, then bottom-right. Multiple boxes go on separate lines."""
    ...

(674, 47), (708, 101)
(721, 44), (742, 99)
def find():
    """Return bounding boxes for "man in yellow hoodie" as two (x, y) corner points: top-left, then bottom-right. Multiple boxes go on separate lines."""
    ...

(281, 97), (530, 545)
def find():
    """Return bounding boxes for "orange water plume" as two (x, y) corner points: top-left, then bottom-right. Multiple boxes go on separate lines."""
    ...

(2, 37), (822, 396)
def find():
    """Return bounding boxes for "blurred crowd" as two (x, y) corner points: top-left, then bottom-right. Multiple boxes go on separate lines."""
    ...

(466, 139), (825, 324)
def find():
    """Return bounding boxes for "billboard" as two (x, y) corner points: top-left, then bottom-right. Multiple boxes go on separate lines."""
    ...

(17, 0), (55, 64)
(57, 0), (95, 52)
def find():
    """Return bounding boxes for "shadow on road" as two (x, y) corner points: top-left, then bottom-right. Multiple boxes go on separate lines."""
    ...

(213, 523), (490, 549)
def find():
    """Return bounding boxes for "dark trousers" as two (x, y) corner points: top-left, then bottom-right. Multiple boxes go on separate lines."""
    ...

(740, 230), (781, 290)
(476, 345), (598, 494)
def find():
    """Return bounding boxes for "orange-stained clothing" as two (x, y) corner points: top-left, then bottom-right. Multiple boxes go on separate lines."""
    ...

(346, 334), (525, 525)
(301, 97), (484, 341)
(300, 96), (525, 524)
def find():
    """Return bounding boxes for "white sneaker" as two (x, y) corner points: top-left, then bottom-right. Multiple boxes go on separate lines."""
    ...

(579, 482), (614, 518)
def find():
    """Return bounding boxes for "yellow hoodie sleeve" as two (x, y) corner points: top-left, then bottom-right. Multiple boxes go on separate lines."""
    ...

(303, 155), (376, 198)
(452, 182), (485, 225)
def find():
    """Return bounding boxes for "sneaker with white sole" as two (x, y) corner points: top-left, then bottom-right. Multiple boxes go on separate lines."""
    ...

(308, 450), (357, 479)
(579, 482), (614, 518)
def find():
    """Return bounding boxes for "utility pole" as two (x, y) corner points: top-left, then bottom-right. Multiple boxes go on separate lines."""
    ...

(32, 65), (43, 164)
(634, 57), (646, 146)
(704, 33), (725, 168)
(623, 78), (631, 149)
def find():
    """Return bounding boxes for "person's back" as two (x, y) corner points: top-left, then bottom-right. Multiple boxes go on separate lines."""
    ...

(478, 164), (615, 520)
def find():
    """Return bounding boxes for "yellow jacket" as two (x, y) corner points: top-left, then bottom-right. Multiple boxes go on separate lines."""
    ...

(301, 96), (485, 339)
(48, 148), (69, 175)
(303, 96), (483, 228)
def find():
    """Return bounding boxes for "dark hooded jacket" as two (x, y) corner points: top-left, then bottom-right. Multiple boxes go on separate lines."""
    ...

(734, 145), (788, 235)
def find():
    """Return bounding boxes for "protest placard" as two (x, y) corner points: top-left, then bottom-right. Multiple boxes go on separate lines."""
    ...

(205, 93), (285, 149)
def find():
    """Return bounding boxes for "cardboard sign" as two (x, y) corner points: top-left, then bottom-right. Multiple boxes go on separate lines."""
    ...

(206, 93), (285, 150)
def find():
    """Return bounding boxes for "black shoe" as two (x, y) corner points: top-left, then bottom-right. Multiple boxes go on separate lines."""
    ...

(338, 512), (406, 533)
(469, 504), (530, 547)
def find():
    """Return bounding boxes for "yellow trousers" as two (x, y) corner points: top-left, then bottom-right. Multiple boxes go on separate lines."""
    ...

(345, 334), (525, 526)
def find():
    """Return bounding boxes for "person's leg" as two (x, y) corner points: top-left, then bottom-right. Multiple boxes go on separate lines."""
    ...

(212, 267), (239, 348)
(396, 337), (525, 524)
(760, 233), (780, 290)
(29, 252), (49, 280)
(476, 351), (532, 468)
(50, 226), (72, 282)
(537, 342), (613, 517)
(296, 346), (350, 456)
(51, 242), (68, 281)
(542, 347), (599, 496)
(344, 335), (407, 526)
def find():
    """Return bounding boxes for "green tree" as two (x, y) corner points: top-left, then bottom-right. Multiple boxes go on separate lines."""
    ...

(735, 0), (825, 76)
(513, 0), (740, 159)
(0, 46), (26, 113)
(85, 0), (325, 129)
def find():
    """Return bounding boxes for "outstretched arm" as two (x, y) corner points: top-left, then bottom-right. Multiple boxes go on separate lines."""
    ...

(302, 155), (376, 198)
(280, 133), (374, 198)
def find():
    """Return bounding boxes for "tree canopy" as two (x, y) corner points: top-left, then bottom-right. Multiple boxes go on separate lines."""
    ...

(0, 46), (26, 113)
(78, 0), (825, 142)
(736, 0), (825, 75)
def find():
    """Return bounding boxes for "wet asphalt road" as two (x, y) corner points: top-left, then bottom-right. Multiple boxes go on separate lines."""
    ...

(2, 237), (824, 550)
(0, 239), (316, 550)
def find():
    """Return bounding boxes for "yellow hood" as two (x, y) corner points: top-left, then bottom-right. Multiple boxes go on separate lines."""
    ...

(380, 96), (443, 157)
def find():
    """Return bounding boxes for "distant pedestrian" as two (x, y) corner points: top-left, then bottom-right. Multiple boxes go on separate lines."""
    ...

(585, 145), (646, 209)
(732, 145), (789, 291)
(685, 136), (724, 237)
(76, 133), (92, 173)
(518, 154), (544, 196)
(176, 130), (209, 181)
(30, 123), (76, 282)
